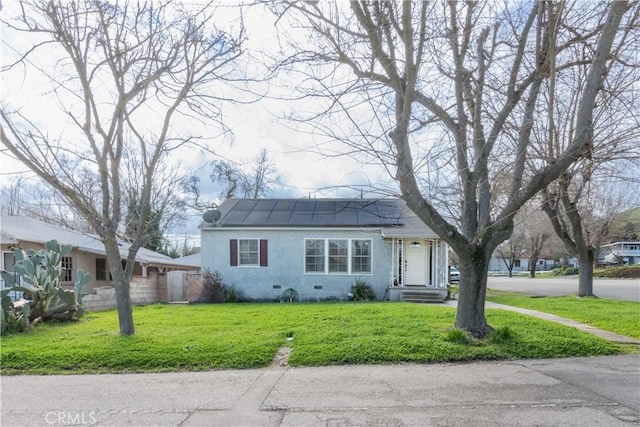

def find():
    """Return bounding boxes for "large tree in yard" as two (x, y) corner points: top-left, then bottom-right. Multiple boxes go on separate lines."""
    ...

(537, 2), (640, 296)
(272, 1), (635, 337)
(1, 1), (245, 335)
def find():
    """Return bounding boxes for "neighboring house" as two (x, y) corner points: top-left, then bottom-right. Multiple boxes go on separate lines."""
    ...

(200, 198), (449, 302)
(488, 256), (555, 273)
(599, 241), (640, 266)
(175, 251), (201, 272)
(1, 216), (199, 308)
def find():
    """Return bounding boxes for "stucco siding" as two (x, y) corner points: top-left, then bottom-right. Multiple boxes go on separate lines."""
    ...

(201, 228), (392, 301)
(74, 251), (99, 292)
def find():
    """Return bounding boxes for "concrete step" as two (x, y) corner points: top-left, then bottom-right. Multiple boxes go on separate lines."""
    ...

(401, 291), (446, 303)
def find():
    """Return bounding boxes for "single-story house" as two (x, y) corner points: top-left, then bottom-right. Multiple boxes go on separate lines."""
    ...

(200, 198), (449, 302)
(488, 256), (555, 273)
(1, 216), (200, 308)
(599, 241), (640, 266)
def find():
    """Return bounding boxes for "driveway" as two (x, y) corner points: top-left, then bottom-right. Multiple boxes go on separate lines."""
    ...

(2, 355), (639, 426)
(487, 276), (640, 301)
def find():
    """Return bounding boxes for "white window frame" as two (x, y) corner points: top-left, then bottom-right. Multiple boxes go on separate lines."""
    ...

(304, 238), (373, 275)
(305, 239), (326, 273)
(61, 256), (73, 282)
(238, 238), (260, 267)
(328, 239), (349, 274)
(351, 239), (372, 274)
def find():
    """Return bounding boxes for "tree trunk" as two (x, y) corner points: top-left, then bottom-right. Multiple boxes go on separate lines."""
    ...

(105, 237), (135, 335)
(113, 277), (135, 335)
(456, 252), (493, 339)
(529, 257), (538, 278)
(577, 249), (595, 297)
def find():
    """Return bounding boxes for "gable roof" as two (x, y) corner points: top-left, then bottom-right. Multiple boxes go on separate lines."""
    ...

(0, 216), (199, 269)
(203, 198), (439, 238)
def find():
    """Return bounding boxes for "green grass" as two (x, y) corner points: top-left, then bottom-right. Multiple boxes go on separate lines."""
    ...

(487, 290), (640, 339)
(1, 302), (629, 375)
(594, 265), (640, 279)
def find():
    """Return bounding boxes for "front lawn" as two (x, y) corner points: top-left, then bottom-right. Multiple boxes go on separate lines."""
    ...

(594, 265), (640, 279)
(486, 290), (640, 339)
(0, 302), (629, 375)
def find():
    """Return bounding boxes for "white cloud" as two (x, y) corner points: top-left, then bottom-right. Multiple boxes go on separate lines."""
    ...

(1, 2), (398, 238)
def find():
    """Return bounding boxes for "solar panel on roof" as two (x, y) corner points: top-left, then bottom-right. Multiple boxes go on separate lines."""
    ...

(333, 209), (355, 225)
(234, 200), (257, 211)
(221, 211), (250, 224)
(314, 200), (335, 212)
(217, 198), (405, 227)
(312, 213), (335, 225)
(274, 200), (296, 211)
(289, 211), (314, 225)
(253, 200), (277, 211)
(244, 211), (271, 225)
(266, 211), (291, 224)
(356, 210), (383, 225)
(293, 200), (315, 211)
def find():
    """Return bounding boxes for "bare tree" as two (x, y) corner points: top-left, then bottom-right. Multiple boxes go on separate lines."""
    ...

(542, 168), (640, 294)
(515, 207), (552, 278)
(609, 205), (640, 242)
(495, 233), (526, 278)
(121, 157), (190, 254)
(538, 3), (640, 295)
(1, 1), (245, 335)
(0, 176), (28, 216)
(210, 148), (281, 200)
(271, 1), (634, 337)
(0, 175), (92, 231)
(527, 231), (550, 278)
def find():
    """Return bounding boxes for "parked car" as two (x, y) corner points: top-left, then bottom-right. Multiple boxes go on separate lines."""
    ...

(449, 267), (460, 283)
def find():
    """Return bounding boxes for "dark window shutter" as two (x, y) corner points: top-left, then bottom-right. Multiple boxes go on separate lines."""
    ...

(259, 239), (268, 267)
(230, 239), (238, 266)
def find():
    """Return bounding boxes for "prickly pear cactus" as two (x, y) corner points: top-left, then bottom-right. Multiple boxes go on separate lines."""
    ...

(0, 240), (91, 335)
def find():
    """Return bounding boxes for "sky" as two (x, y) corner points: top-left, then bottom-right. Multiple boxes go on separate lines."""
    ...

(2, 2), (639, 251)
(0, 2), (398, 240)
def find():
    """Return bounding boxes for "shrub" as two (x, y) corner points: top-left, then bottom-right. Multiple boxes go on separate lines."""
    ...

(550, 266), (579, 276)
(200, 269), (227, 303)
(224, 285), (244, 303)
(350, 279), (376, 301)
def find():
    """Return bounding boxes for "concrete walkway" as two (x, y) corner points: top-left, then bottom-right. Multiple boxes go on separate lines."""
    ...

(486, 301), (640, 344)
(444, 300), (640, 344)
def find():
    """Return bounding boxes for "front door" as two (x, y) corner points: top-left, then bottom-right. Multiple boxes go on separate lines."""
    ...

(404, 241), (426, 286)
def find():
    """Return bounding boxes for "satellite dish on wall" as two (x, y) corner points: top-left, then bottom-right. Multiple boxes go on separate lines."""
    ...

(203, 209), (222, 224)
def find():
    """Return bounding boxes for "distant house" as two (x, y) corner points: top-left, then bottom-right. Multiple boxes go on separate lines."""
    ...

(488, 256), (555, 273)
(599, 241), (640, 266)
(200, 198), (449, 302)
(1, 216), (200, 308)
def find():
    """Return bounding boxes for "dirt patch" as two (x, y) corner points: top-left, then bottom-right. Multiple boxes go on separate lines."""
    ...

(270, 347), (292, 368)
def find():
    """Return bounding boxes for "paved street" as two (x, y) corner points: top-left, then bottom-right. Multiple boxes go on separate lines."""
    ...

(2, 355), (639, 426)
(487, 276), (640, 301)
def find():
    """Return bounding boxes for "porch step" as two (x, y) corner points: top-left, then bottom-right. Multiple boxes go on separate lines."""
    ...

(401, 291), (446, 304)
